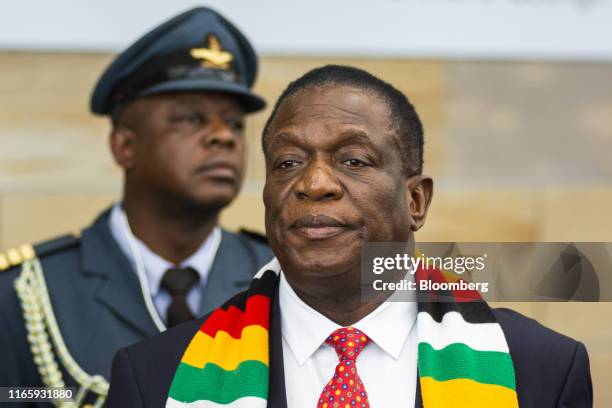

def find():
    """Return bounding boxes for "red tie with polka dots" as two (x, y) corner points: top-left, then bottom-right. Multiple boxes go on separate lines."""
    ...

(317, 327), (371, 408)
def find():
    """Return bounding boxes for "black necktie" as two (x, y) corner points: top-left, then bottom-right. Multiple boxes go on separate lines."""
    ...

(160, 266), (200, 327)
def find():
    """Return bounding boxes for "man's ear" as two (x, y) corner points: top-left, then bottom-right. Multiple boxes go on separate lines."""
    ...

(405, 175), (434, 231)
(109, 125), (137, 170)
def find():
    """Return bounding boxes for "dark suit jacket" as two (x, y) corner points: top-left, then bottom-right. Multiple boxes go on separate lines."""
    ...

(0, 209), (273, 407)
(105, 287), (593, 408)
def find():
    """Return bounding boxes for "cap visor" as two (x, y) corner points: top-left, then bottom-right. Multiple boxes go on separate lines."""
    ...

(139, 78), (266, 113)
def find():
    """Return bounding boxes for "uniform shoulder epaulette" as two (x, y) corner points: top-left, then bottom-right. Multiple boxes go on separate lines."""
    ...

(239, 228), (269, 244)
(0, 233), (80, 272)
(33, 233), (81, 258)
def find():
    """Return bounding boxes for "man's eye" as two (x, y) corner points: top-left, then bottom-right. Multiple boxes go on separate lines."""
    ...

(226, 118), (244, 131)
(343, 158), (368, 167)
(277, 160), (301, 169)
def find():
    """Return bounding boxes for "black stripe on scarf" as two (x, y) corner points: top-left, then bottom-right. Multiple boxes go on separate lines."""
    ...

(215, 269), (278, 312)
(417, 300), (497, 323)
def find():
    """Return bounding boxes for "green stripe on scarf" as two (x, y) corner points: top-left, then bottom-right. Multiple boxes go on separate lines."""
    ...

(418, 342), (516, 390)
(169, 360), (269, 403)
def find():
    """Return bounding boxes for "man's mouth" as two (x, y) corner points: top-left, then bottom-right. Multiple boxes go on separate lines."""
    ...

(291, 214), (349, 240)
(195, 161), (238, 181)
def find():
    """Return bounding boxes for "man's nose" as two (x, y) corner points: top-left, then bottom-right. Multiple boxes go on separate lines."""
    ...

(202, 119), (236, 149)
(294, 161), (343, 202)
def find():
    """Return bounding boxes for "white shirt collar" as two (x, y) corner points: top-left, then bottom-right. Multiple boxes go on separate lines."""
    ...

(108, 203), (221, 295)
(279, 270), (417, 366)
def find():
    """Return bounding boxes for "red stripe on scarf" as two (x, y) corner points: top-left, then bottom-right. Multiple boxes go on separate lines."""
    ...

(199, 294), (271, 339)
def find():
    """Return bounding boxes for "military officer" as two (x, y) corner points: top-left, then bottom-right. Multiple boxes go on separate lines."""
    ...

(0, 7), (272, 407)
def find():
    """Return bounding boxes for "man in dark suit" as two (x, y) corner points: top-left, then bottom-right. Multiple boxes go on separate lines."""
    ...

(0, 7), (272, 407)
(105, 66), (592, 407)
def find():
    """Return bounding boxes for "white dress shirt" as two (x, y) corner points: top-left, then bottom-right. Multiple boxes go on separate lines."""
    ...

(279, 271), (418, 407)
(108, 204), (221, 321)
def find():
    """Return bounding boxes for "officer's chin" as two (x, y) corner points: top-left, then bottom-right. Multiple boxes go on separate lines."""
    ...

(188, 184), (239, 211)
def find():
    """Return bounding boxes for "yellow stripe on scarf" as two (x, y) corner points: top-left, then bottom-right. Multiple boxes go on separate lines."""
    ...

(182, 325), (269, 370)
(420, 377), (519, 407)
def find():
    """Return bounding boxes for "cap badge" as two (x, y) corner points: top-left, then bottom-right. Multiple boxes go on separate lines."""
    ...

(190, 34), (233, 69)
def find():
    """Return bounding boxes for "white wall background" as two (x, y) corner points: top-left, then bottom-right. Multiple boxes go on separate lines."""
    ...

(1, 0), (611, 60)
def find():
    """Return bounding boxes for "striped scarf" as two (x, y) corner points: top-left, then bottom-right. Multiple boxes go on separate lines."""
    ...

(165, 258), (519, 407)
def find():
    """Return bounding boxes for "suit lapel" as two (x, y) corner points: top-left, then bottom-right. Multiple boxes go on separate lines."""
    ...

(415, 370), (423, 407)
(82, 210), (159, 337)
(267, 281), (288, 408)
(199, 230), (254, 316)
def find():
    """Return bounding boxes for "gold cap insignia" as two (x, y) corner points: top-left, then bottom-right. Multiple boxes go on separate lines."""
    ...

(190, 34), (234, 69)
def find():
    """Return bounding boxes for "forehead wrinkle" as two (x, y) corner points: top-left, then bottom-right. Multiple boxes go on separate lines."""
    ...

(269, 105), (396, 150)
(333, 129), (374, 147)
(301, 102), (365, 118)
(267, 131), (306, 154)
(267, 127), (382, 159)
(274, 101), (367, 129)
